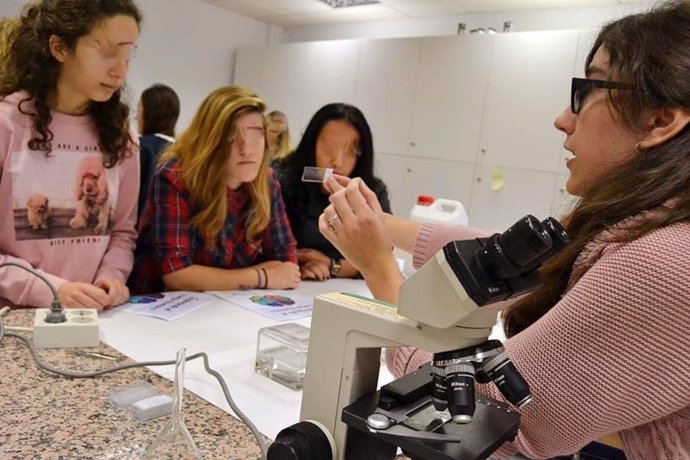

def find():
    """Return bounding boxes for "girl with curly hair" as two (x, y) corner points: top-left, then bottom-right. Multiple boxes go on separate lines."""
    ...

(0, 0), (142, 310)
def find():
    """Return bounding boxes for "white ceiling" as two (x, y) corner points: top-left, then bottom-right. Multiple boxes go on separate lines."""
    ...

(202, 0), (651, 27)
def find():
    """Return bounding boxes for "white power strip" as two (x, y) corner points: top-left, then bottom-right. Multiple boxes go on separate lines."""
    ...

(33, 308), (99, 348)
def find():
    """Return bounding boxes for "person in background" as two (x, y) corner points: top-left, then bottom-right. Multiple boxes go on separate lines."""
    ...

(0, 0), (141, 311)
(316, 2), (690, 459)
(136, 83), (180, 221)
(278, 103), (391, 281)
(129, 86), (300, 294)
(266, 110), (292, 164)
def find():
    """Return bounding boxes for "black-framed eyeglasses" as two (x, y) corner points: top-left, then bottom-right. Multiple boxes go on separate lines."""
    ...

(571, 77), (635, 114)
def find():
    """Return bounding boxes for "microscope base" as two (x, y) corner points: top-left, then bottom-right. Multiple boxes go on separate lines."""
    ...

(341, 365), (520, 460)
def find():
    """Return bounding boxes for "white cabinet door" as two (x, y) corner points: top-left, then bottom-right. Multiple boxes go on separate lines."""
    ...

(399, 157), (475, 220)
(354, 38), (422, 156)
(254, 44), (312, 139)
(575, 30), (599, 77)
(408, 35), (495, 163)
(294, 40), (361, 136)
(232, 30), (592, 226)
(233, 46), (265, 90)
(375, 153), (407, 216)
(242, 41), (362, 141)
(478, 31), (580, 173)
(468, 165), (559, 232)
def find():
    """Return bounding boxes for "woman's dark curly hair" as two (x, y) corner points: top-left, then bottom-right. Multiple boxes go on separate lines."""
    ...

(0, 0), (142, 168)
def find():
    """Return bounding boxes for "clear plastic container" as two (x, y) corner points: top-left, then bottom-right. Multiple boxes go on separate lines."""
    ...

(255, 323), (310, 390)
(109, 380), (159, 408)
(131, 394), (173, 423)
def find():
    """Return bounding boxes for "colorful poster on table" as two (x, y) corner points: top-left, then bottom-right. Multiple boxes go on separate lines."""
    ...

(120, 291), (215, 321)
(211, 290), (313, 321)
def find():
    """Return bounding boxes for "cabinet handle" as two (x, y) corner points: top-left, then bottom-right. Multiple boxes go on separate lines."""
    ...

(476, 177), (482, 183)
(480, 148), (487, 154)
(406, 168), (412, 173)
(410, 142), (416, 147)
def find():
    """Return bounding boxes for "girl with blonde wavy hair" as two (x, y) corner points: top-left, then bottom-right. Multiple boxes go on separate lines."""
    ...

(129, 86), (300, 294)
(266, 110), (293, 162)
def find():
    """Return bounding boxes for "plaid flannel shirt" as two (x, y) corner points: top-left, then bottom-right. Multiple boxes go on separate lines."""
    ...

(129, 158), (296, 294)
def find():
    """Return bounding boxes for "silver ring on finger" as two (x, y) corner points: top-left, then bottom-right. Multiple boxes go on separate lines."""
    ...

(327, 214), (340, 226)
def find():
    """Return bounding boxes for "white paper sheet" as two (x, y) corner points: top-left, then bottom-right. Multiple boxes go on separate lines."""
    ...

(120, 291), (215, 321)
(210, 289), (313, 321)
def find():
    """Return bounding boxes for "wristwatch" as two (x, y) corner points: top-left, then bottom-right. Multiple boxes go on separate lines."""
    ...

(329, 258), (342, 277)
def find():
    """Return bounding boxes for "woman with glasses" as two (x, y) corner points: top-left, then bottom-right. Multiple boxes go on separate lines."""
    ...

(277, 103), (391, 280)
(314, 2), (690, 459)
(0, 0), (141, 311)
(129, 86), (300, 294)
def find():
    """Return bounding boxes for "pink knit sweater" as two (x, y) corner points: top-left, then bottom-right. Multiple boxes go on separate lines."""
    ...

(386, 219), (690, 459)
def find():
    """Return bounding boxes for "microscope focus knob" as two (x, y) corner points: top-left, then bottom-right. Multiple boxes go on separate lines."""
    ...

(267, 420), (334, 460)
(366, 413), (392, 430)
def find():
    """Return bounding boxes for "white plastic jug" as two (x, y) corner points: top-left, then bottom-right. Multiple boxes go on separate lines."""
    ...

(409, 195), (469, 226)
(398, 196), (469, 277)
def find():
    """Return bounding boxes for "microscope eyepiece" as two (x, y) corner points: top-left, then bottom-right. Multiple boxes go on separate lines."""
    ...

(541, 217), (570, 251)
(499, 215), (553, 268)
(478, 215), (553, 278)
(519, 217), (572, 272)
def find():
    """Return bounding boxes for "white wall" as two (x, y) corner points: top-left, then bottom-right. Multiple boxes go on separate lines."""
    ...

(0, 0), (24, 14)
(0, 0), (279, 131)
(284, 2), (654, 42)
(130, 0), (278, 130)
(234, 31), (591, 229)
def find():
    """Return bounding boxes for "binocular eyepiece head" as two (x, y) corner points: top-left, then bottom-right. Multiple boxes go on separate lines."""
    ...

(478, 215), (570, 279)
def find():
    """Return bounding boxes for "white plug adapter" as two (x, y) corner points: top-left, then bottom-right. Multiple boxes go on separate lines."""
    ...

(33, 308), (99, 348)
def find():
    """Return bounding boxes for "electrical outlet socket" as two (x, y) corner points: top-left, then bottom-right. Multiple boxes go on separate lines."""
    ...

(33, 308), (99, 348)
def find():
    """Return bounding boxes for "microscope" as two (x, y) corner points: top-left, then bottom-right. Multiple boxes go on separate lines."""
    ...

(268, 215), (570, 460)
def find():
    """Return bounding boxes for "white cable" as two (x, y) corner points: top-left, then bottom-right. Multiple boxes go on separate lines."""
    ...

(5, 326), (32, 332)
(0, 317), (269, 459)
(0, 262), (64, 322)
(0, 262), (269, 458)
(0, 262), (58, 299)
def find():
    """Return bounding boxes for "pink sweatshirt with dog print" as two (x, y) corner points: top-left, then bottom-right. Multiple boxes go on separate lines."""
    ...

(0, 92), (139, 308)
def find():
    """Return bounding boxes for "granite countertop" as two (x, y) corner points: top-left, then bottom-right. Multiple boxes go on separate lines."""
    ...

(0, 308), (266, 459)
